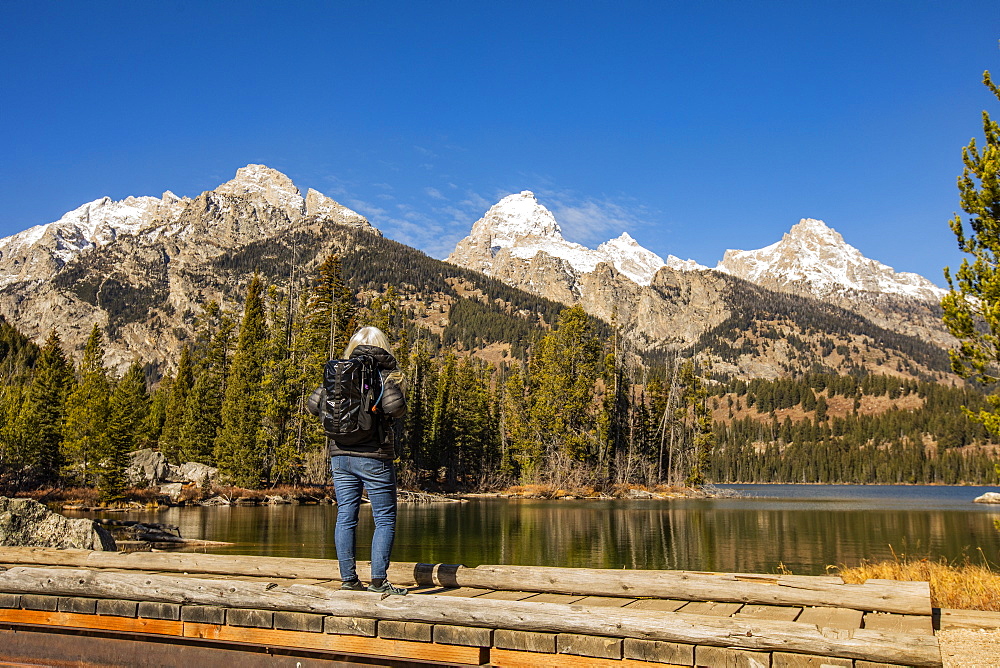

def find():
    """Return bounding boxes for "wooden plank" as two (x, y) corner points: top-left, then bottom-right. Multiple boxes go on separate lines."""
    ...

(695, 645), (770, 667)
(797, 607), (864, 630)
(491, 647), (685, 667)
(735, 605), (801, 622)
(573, 595), (636, 607)
(458, 564), (930, 614)
(772, 652), (852, 667)
(623, 637), (694, 665)
(412, 586), (489, 598)
(0, 548), (930, 614)
(675, 601), (743, 617)
(938, 608), (1000, 630)
(478, 590), (537, 601)
(521, 593), (586, 604)
(557, 633), (622, 659)
(863, 612), (934, 636)
(0, 608), (181, 636)
(494, 629), (556, 653)
(0, 567), (943, 666)
(183, 622), (484, 663)
(625, 599), (688, 612)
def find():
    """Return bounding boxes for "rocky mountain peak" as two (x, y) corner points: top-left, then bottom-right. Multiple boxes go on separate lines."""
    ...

(717, 218), (945, 300)
(214, 164), (305, 217)
(474, 190), (563, 248)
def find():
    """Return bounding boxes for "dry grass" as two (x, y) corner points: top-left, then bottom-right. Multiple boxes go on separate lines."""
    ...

(836, 550), (1000, 611)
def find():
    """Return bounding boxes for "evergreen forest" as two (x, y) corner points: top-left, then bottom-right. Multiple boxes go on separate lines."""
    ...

(1, 255), (997, 502)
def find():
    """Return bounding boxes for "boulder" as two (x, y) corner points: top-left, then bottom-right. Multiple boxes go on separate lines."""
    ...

(174, 461), (218, 486)
(973, 492), (1000, 504)
(0, 497), (116, 550)
(126, 448), (172, 487)
(158, 482), (185, 500)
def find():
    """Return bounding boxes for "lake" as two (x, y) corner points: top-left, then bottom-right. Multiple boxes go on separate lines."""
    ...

(73, 484), (1000, 576)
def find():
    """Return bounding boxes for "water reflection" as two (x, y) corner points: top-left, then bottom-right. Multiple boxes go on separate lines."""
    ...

(80, 485), (1000, 576)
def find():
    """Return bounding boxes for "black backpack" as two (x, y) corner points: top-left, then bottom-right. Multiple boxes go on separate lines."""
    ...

(321, 355), (384, 445)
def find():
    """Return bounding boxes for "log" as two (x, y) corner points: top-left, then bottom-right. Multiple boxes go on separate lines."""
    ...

(0, 567), (941, 667)
(0, 548), (930, 614)
(447, 565), (931, 616)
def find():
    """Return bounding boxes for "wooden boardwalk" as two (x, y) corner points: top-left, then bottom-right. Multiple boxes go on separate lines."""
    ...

(0, 547), (944, 667)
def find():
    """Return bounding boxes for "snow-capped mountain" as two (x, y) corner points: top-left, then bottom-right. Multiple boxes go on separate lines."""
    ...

(0, 165), (376, 292)
(0, 165), (377, 370)
(446, 190), (705, 286)
(715, 218), (946, 301)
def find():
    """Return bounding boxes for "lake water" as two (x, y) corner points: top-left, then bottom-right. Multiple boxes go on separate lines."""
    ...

(75, 485), (1000, 576)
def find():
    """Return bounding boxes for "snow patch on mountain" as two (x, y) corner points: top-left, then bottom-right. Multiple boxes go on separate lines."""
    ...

(215, 164), (306, 217)
(448, 191), (703, 286)
(716, 218), (945, 300)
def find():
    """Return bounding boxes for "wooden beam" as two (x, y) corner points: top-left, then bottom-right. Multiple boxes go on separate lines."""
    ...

(454, 564), (931, 615)
(0, 567), (942, 667)
(0, 548), (931, 615)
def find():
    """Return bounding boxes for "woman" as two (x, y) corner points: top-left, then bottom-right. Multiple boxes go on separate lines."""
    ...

(307, 326), (407, 595)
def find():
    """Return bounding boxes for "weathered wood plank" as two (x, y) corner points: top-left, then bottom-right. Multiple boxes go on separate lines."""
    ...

(457, 564), (932, 615)
(573, 595), (636, 607)
(937, 607), (1000, 630)
(521, 593), (586, 604)
(0, 608), (182, 636)
(796, 606), (864, 630)
(183, 621), (484, 663)
(491, 647), (685, 667)
(675, 601), (743, 617)
(0, 547), (931, 614)
(0, 567), (942, 666)
(478, 590), (537, 601)
(625, 599), (688, 612)
(734, 605), (801, 622)
(863, 612), (934, 636)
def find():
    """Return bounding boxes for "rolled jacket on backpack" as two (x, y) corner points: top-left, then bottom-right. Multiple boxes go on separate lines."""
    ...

(307, 344), (406, 461)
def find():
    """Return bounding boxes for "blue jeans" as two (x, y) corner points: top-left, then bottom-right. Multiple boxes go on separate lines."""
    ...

(331, 455), (397, 581)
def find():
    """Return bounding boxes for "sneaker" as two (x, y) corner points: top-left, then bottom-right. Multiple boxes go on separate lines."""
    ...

(368, 580), (408, 596)
(340, 579), (366, 591)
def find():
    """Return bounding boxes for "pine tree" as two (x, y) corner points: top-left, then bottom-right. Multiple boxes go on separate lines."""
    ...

(942, 71), (1000, 435)
(178, 303), (233, 464)
(62, 324), (111, 485)
(215, 276), (269, 487)
(159, 346), (193, 463)
(10, 330), (74, 485)
(289, 254), (357, 479)
(261, 285), (297, 483)
(99, 362), (147, 503)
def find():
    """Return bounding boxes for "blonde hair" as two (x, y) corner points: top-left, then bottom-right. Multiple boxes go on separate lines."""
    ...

(343, 326), (403, 386)
(343, 326), (392, 358)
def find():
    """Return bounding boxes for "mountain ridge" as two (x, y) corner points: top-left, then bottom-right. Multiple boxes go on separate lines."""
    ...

(0, 165), (956, 382)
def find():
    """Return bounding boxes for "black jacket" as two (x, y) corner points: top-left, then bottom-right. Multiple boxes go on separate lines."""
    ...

(306, 345), (406, 460)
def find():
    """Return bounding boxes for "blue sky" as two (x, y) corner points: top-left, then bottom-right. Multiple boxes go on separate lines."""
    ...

(2, 1), (997, 285)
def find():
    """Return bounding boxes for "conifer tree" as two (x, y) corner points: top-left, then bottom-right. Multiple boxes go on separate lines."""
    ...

(178, 303), (233, 464)
(522, 306), (603, 482)
(62, 324), (111, 485)
(942, 71), (1000, 435)
(289, 254), (356, 475)
(11, 330), (74, 485)
(215, 276), (269, 487)
(159, 346), (193, 463)
(261, 285), (297, 482)
(99, 362), (147, 503)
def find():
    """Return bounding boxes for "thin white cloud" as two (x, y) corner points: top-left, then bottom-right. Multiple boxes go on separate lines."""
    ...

(425, 187), (445, 200)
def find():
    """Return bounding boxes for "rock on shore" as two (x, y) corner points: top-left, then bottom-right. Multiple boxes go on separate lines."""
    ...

(0, 497), (116, 550)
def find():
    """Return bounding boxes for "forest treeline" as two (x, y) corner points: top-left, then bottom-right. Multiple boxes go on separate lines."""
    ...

(0, 255), (997, 501)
